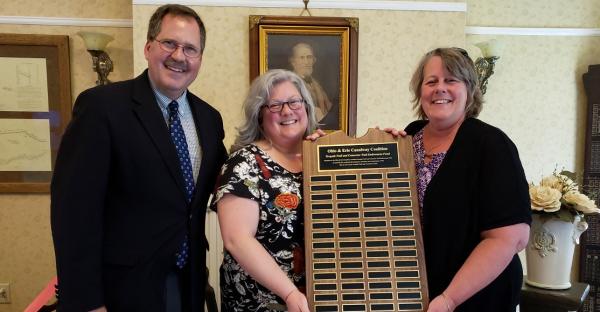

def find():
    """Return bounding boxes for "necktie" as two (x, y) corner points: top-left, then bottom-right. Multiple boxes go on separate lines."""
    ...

(168, 100), (194, 269)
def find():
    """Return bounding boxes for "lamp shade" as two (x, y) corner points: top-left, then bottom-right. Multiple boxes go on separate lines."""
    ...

(77, 31), (114, 51)
(475, 39), (502, 58)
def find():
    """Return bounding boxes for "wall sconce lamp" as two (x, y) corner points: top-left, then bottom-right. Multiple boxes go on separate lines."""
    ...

(474, 40), (501, 95)
(77, 31), (114, 85)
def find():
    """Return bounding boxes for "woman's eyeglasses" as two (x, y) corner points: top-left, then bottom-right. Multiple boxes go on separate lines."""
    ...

(452, 47), (470, 59)
(263, 98), (305, 113)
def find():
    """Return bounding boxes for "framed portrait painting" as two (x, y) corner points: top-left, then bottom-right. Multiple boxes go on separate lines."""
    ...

(249, 16), (358, 135)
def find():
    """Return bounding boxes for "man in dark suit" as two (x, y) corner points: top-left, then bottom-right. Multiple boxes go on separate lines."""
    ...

(50, 4), (227, 311)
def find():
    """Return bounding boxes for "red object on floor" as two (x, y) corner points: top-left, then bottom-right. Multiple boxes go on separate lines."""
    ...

(24, 276), (57, 312)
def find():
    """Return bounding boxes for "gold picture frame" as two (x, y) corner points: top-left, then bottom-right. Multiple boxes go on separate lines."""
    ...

(0, 33), (72, 193)
(249, 16), (358, 135)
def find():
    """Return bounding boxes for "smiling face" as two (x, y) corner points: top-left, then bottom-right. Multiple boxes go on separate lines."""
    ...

(261, 80), (308, 147)
(144, 14), (202, 99)
(420, 56), (467, 128)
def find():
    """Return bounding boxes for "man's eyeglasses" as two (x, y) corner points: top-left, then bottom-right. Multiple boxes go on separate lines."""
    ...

(155, 39), (201, 58)
(263, 98), (305, 113)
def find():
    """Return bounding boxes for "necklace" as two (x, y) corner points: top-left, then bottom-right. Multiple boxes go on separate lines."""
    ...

(422, 120), (463, 158)
(423, 141), (445, 157)
(422, 125), (454, 157)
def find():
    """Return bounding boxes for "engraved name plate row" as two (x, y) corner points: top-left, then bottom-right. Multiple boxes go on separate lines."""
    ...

(302, 129), (429, 312)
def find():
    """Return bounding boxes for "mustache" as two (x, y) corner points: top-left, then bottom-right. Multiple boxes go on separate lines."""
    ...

(164, 58), (187, 71)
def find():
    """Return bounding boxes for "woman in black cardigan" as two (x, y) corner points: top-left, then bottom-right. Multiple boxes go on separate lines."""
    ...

(400, 48), (531, 311)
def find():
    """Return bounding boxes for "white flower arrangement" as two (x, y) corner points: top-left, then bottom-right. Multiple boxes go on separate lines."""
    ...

(529, 170), (600, 222)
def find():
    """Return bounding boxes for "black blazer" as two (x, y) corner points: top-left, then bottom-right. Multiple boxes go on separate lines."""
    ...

(51, 70), (227, 311)
(405, 118), (531, 311)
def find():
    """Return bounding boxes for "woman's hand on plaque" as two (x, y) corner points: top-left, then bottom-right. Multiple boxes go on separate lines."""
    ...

(427, 293), (455, 312)
(285, 288), (310, 312)
(380, 126), (407, 138)
(305, 128), (327, 141)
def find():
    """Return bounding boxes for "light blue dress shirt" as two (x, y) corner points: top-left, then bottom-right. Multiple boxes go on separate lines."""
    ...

(151, 86), (202, 183)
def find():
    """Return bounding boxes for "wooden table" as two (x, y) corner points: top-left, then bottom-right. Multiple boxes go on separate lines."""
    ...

(521, 277), (590, 312)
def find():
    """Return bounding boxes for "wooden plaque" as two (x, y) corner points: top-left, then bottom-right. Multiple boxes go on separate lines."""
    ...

(303, 129), (429, 312)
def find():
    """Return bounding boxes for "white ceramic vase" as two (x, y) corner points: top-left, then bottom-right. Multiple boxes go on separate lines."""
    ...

(525, 214), (588, 289)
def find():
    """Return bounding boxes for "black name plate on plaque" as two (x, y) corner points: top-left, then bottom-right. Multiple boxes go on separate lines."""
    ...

(318, 143), (399, 171)
(303, 129), (429, 312)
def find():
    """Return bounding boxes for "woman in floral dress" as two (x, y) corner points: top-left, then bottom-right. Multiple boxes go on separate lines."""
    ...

(211, 69), (321, 312)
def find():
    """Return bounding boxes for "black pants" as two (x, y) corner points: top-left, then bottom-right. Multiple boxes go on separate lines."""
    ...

(164, 265), (190, 312)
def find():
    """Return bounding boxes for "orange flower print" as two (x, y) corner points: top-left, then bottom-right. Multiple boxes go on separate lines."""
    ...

(274, 193), (299, 210)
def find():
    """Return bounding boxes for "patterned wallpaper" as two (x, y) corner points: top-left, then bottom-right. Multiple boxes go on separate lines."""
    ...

(0, 0), (132, 19)
(353, 10), (464, 135)
(0, 196), (53, 312)
(466, 36), (600, 180)
(467, 0), (600, 28)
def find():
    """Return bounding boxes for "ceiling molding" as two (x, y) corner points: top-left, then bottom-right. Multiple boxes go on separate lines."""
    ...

(0, 16), (132, 27)
(132, 0), (467, 12)
(466, 26), (600, 37)
(3, 15), (599, 38)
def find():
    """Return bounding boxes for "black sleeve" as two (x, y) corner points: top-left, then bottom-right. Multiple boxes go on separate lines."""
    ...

(477, 127), (532, 231)
(216, 113), (228, 171)
(206, 103), (228, 169)
(50, 89), (110, 311)
(404, 120), (428, 136)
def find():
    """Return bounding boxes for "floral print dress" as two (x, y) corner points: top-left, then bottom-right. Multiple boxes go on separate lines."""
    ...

(413, 129), (446, 228)
(211, 144), (305, 312)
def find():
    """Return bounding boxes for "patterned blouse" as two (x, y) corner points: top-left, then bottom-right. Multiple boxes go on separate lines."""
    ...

(211, 144), (305, 312)
(413, 129), (446, 227)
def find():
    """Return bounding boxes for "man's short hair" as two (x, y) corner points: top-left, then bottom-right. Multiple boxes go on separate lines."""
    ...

(147, 4), (207, 53)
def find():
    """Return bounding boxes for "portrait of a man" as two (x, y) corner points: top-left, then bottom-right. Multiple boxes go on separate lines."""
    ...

(251, 16), (358, 135)
(266, 35), (342, 130)
(288, 42), (333, 122)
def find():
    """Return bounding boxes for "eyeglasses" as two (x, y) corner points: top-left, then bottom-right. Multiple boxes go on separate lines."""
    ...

(452, 47), (471, 59)
(263, 98), (305, 113)
(154, 39), (201, 58)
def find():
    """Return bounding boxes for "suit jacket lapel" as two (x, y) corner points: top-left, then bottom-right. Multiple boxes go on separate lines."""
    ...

(188, 94), (218, 205)
(131, 70), (188, 201)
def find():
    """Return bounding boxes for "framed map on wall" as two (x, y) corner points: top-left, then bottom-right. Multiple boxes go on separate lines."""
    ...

(0, 33), (72, 192)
